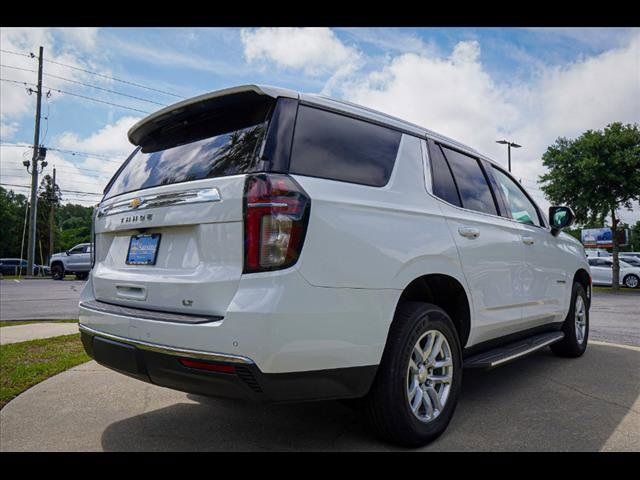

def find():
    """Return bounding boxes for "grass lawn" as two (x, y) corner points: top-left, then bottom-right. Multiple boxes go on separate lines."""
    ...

(592, 286), (640, 294)
(0, 274), (76, 280)
(0, 333), (90, 409)
(0, 319), (78, 328)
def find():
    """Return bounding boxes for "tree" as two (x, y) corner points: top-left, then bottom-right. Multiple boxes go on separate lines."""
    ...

(540, 122), (640, 290)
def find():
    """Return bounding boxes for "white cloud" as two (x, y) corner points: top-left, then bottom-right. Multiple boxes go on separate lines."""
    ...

(0, 27), (107, 134)
(55, 115), (141, 157)
(0, 116), (139, 206)
(240, 27), (361, 77)
(1, 121), (19, 140)
(56, 28), (99, 51)
(326, 33), (640, 223)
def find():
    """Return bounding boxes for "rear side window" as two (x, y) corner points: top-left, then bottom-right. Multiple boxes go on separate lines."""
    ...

(428, 141), (462, 207)
(440, 146), (498, 216)
(289, 106), (402, 187)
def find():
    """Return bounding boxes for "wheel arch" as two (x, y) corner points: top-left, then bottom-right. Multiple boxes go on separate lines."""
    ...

(391, 273), (472, 349)
(573, 268), (591, 307)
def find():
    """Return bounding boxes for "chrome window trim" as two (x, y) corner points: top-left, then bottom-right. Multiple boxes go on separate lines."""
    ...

(97, 187), (222, 218)
(420, 139), (433, 195)
(79, 323), (253, 365)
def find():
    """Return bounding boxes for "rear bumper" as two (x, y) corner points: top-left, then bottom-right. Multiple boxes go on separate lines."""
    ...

(80, 324), (376, 403)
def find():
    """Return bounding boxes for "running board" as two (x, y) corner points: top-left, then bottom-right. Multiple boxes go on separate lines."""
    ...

(463, 331), (565, 369)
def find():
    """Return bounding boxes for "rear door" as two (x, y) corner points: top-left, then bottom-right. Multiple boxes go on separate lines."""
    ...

(92, 91), (279, 317)
(427, 141), (527, 344)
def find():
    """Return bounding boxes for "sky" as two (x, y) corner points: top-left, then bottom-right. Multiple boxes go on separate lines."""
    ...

(1, 27), (639, 224)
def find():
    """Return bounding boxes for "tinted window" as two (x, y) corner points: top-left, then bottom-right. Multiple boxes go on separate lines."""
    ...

(289, 106), (401, 187)
(588, 258), (598, 266)
(492, 167), (541, 226)
(105, 122), (268, 199)
(428, 142), (462, 207)
(441, 146), (498, 215)
(69, 246), (86, 254)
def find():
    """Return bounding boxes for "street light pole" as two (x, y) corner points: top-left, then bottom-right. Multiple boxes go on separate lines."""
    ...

(496, 139), (521, 173)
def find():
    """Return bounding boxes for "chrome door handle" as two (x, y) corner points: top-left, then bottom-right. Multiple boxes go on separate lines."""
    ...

(458, 227), (480, 239)
(522, 236), (535, 245)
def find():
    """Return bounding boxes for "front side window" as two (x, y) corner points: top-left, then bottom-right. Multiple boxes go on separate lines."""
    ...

(440, 146), (498, 215)
(69, 246), (86, 255)
(492, 166), (541, 226)
(289, 106), (402, 187)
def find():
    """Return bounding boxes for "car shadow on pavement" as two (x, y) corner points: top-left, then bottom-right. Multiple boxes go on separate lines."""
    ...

(100, 344), (639, 451)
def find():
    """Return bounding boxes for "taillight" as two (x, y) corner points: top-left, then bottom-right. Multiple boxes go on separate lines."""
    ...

(243, 174), (310, 273)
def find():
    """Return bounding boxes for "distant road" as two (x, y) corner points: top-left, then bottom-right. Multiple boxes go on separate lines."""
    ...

(0, 278), (84, 320)
(589, 288), (640, 347)
(0, 280), (637, 347)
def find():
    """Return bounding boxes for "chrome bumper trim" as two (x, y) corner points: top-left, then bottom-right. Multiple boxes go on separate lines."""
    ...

(80, 299), (222, 324)
(78, 323), (253, 365)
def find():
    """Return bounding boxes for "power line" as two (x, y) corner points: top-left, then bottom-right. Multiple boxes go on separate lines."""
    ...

(1, 143), (126, 164)
(44, 71), (167, 107)
(0, 182), (102, 196)
(1, 77), (151, 114)
(44, 84), (152, 114)
(2, 48), (185, 99)
(1, 63), (166, 107)
(0, 63), (36, 74)
(0, 48), (32, 58)
(43, 57), (185, 99)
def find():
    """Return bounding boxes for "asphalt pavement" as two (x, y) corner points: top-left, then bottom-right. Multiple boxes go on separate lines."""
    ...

(0, 278), (85, 320)
(1, 342), (638, 451)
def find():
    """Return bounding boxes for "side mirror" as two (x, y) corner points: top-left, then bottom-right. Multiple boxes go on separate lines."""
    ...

(549, 206), (575, 236)
(65, 250), (70, 256)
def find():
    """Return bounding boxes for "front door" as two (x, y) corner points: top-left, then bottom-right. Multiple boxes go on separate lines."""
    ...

(427, 141), (527, 345)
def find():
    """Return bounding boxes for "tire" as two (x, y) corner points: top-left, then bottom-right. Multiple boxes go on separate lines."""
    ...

(51, 264), (64, 280)
(550, 282), (589, 358)
(75, 272), (88, 281)
(362, 301), (462, 447)
(623, 274), (639, 289)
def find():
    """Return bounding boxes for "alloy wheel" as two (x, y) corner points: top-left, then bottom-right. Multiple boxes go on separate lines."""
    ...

(406, 330), (453, 423)
(574, 295), (587, 344)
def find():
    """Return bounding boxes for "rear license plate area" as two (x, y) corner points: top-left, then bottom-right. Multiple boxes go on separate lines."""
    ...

(126, 233), (161, 265)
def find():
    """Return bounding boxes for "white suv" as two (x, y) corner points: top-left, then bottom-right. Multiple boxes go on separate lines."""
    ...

(79, 85), (591, 446)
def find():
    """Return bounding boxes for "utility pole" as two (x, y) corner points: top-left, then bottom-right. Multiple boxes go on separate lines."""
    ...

(49, 167), (56, 264)
(26, 46), (44, 276)
(496, 139), (522, 173)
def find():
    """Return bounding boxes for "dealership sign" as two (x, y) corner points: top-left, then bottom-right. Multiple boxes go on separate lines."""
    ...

(581, 227), (628, 248)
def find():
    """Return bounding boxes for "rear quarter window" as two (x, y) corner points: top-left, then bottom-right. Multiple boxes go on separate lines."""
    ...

(440, 146), (498, 216)
(289, 105), (402, 187)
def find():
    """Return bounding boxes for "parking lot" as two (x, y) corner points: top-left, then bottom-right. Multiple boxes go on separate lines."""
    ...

(2, 278), (638, 346)
(0, 279), (638, 451)
(0, 278), (86, 321)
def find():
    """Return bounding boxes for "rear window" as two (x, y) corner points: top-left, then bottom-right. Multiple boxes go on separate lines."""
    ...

(289, 106), (402, 187)
(105, 123), (268, 199)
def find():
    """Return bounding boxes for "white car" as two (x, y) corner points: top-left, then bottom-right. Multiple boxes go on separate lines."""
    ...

(79, 85), (591, 446)
(588, 257), (640, 288)
(585, 248), (611, 258)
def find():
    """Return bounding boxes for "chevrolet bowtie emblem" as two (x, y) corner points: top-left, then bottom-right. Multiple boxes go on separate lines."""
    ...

(129, 197), (142, 209)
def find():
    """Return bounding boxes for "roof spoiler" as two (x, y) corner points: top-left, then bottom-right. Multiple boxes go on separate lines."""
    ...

(127, 84), (298, 147)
